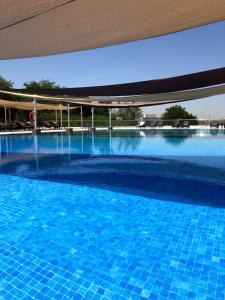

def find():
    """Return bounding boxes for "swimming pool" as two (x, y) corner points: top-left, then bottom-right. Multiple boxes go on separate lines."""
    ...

(0, 129), (224, 299)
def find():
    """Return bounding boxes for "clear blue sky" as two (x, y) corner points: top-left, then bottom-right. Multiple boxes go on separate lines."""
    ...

(0, 20), (225, 118)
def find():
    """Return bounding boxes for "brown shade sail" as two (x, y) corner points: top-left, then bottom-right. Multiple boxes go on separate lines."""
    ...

(11, 67), (225, 97)
(0, 99), (69, 111)
(0, 0), (224, 59)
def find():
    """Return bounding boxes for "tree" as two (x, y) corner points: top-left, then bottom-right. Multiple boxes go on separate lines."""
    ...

(118, 107), (143, 122)
(0, 75), (14, 122)
(23, 79), (61, 122)
(162, 105), (197, 120)
(0, 75), (13, 89)
(23, 79), (59, 90)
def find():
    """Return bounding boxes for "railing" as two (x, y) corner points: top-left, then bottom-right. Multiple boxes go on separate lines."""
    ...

(1, 118), (225, 132)
(62, 118), (225, 127)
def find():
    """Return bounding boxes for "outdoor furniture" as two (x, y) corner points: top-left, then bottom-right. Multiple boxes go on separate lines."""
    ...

(181, 121), (190, 128)
(15, 121), (34, 130)
(136, 121), (146, 128)
(8, 122), (20, 131)
(43, 121), (54, 129)
(150, 120), (157, 128)
(51, 122), (61, 129)
(0, 122), (7, 131)
(156, 120), (164, 127)
(210, 121), (219, 128)
(172, 120), (181, 128)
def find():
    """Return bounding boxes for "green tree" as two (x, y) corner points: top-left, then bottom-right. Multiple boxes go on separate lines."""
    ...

(0, 75), (13, 89)
(118, 107), (143, 123)
(23, 79), (59, 90)
(0, 75), (14, 122)
(23, 79), (61, 122)
(162, 105), (197, 120)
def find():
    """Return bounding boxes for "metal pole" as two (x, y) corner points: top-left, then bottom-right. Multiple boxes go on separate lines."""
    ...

(92, 107), (94, 129)
(33, 98), (37, 131)
(67, 103), (70, 128)
(80, 106), (83, 128)
(60, 104), (63, 128)
(4, 106), (7, 126)
(55, 110), (58, 123)
(33, 135), (39, 170)
(8, 108), (11, 123)
(109, 108), (112, 129)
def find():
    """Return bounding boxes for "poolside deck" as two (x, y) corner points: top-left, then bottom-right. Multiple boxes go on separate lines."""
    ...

(0, 125), (221, 136)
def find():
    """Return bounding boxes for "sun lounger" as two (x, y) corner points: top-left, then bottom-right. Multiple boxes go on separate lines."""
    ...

(180, 121), (190, 128)
(0, 122), (7, 131)
(149, 120), (157, 128)
(210, 121), (219, 128)
(15, 121), (34, 130)
(172, 120), (181, 128)
(156, 120), (163, 127)
(136, 121), (146, 128)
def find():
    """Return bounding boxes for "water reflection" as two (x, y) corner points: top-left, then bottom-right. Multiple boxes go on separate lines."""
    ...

(162, 130), (191, 145)
(0, 129), (224, 157)
(0, 152), (225, 208)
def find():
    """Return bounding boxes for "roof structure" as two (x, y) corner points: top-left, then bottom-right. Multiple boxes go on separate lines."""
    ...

(0, 0), (224, 59)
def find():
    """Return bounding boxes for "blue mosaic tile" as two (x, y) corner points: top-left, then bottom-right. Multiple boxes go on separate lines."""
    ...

(0, 131), (224, 299)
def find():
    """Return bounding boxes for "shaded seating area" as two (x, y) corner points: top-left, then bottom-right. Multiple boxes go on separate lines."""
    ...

(0, 99), (69, 133)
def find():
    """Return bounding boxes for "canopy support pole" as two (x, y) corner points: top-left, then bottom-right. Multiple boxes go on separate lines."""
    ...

(32, 98), (40, 134)
(108, 108), (113, 130)
(55, 110), (58, 123)
(67, 103), (70, 128)
(80, 106), (83, 128)
(91, 107), (95, 131)
(4, 106), (7, 127)
(8, 108), (11, 123)
(66, 103), (73, 133)
(60, 104), (63, 129)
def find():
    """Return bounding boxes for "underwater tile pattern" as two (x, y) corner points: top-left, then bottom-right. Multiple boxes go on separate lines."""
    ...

(0, 130), (224, 299)
(0, 173), (224, 300)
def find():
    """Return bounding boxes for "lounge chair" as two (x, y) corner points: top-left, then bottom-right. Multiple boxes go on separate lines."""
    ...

(136, 121), (146, 128)
(51, 122), (61, 129)
(210, 121), (219, 128)
(0, 122), (7, 131)
(15, 121), (34, 130)
(172, 120), (181, 128)
(156, 120), (164, 127)
(150, 120), (157, 128)
(8, 122), (20, 131)
(181, 121), (190, 128)
(43, 121), (54, 129)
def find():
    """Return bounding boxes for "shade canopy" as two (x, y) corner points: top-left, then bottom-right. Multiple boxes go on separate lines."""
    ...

(11, 67), (225, 96)
(0, 99), (69, 111)
(0, 0), (224, 59)
(1, 84), (225, 108)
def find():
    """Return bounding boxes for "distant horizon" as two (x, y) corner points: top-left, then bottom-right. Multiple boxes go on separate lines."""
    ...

(0, 20), (225, 118)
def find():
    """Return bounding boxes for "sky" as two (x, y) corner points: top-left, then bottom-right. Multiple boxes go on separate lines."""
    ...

(0, 20), (224, 118)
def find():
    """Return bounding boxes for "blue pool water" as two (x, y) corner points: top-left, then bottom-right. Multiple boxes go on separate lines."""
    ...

(0, 129), (224, 300)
